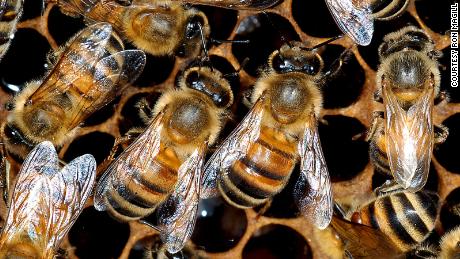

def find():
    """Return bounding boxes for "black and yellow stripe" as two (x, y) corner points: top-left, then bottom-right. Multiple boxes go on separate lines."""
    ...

(358, 191), (438, 251)
(218, 126), (297, 208)
(0, 0), (23, 59)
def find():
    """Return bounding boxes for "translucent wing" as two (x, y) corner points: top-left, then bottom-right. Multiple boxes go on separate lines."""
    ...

(0, 142), (58, 250)
(47, 154), (96, 251)
(158, 142), (206, 254)
(94, 112), (164, 212)
(201, 98), (265, 198)
(171, 0), (279, 10)
(383, 83), (434, 192)
(331, 216), (402, 258)
(294, 117), (332, 229)
(325, 0), (374, 46)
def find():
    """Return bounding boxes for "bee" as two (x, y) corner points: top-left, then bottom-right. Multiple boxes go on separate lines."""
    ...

(94, 63), (234, 253)
(0, 0), (23, 59)
(201, 41), (337, 229)
(52, 0), (277, 58)
(331, 190), (440, 258)
(439, 226), (460, 259)
(1, 22), (146, 160)
(0, 141), (96, 258)
(366, 26), (448, 194)
(325, 0), (409, 45)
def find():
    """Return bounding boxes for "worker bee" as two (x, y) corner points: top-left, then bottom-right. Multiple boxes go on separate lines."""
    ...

(0, 0), (23, 59)
(366, 26), (448, 193)
(201, 41), (337, 229)
(52, 0), (278, 58)
(332, 190), (440, 258)
(439, 226), (460, 259)
(94, 63), (234, 253)
(1, 22), (146, 160)
(0, 141), (96, 258)
(325, 0), (409, 45)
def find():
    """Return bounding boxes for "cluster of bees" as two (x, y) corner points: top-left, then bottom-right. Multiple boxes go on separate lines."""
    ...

(0, 0), (456, 258)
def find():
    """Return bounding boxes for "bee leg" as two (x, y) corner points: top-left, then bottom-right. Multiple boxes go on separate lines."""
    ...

(333, 202), (347, 218)
(0, 156), (10, 207)
(136, 98), (153, 125)
(375, 180), (404, 196)
(434, 124), (449, 145)
(323, 49), (353, 80)
(115, 0), (132, 6)
(365, 112), (384, 142)
(344, 250), (353, 259)
(434, 91), (448, 105)
(98, 131), (142, 173)
(255, 200), (272, 219)
(138, 219), (161, 232)
(55, 247), (68, 259)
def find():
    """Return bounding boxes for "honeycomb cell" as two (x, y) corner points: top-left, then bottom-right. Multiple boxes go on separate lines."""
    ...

(119, 92), (162, 135)
(357, 13), (418, 71)
(129, 235), (200, 259)
(441, 187), (460, 232)
(291, 0), (341, 38)
(0, 29), (50, 85)
(69, 207), (130, 259)
(63, 131), (114, 165)
(321, 45), (365, 109)
(232, 13), (300, 77)
(21, 0), (45, 21)
(415, 0), (452, 34)
(197, 5), (238, 45)
(318, 115), (369, 182)
(48, 6), (86, 46)
(191, 197), (247, 252)
(434, 114), (460, 174)
(135, 54), (176, 87)
(242, 224), (311, 259)
(84, 97), (119, 127)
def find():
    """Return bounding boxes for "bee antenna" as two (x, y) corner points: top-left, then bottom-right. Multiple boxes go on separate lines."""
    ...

(262, 11), (293, 48)
(138, 219), (161, 232)
(223, 57), (250, 78)
(208, 38), (250, 45)
(300, 34), (344, 51)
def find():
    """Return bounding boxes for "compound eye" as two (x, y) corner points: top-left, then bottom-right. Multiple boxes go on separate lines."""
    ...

(271, 53), (321, 75)
(185, 16), (204, 40)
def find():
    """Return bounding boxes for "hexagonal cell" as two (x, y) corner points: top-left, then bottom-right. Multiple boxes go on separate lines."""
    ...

(434, 113), (460, 174)
(233, 13), (300, 77)
(135, 54), (176, 87)
(129, 235), (202, 259)
(21, 0), (45, 21)
(69, 207), (130, 259)
(357, 13), (418, 71)
(292, 0), (341, 38)
(242, 224), (312, 259)
(84, 97), (119, 127)
(48, 6), (86, 46)
(197, 5), (238, 45)
(441, 187), (460, 232)
(119, 92), (162, 136)
(191, 197), (247, 252)
(0, 29), (50, 85)
(415, 0), (452, 34)
(63, 131), (115, 165)
(319, 115), (369, 182)
(321, 45), (365, 109)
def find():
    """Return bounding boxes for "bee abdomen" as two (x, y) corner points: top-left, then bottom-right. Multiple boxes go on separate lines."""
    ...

(218, 131), (296, 208)
(369, 135), (391, 175)
(0, 0), (23, 59)
(360, 191), (438, 251)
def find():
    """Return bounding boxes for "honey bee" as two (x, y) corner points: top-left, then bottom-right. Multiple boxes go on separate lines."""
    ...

(0, 0), (23, 59)
(439, 226), (460, 259)
(52, 0), (277, 58)
(94, 63), (234, 253)
(332, 190), (440, 258)
(1, 22), (146, 160)
(366, 26), (448, 193)
(0, 141), (96, 258)
(325, 0), (409, 45)
(201, 41), (335, 229)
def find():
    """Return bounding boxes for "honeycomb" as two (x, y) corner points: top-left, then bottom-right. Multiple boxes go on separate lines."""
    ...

(0, 0), (457, 258)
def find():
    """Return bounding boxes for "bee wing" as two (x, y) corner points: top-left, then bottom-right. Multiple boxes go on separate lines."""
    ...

(158, 142), (206, 254)
(294, 118), (332, 229)
(47, 153), (96, 250)
(201, 98), (265, 199)
(331, 216), (402, 258)
(383, 84), (434, 191)
(170, 0), (279, 10)
(0, 141), (58, 249)
(94, 112), (164, 211)
(325, 0), (374, 46)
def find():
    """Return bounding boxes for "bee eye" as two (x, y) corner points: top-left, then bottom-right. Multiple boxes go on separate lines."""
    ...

(185, 16), (204, 39)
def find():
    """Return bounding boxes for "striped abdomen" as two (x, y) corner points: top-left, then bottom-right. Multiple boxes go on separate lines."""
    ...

(104, 146), (181, 222)
(357, 191), (439, 251)
(369, 128), (392, 175)
(0, 0), (23, 59)
(218, 126), (297, 208)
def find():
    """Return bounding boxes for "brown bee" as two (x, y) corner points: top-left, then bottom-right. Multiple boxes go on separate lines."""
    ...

(366, 26), (448, 193)
(332, 190), (440, 258)
(1, 22), (146, 160)
(325, 0), (409, 45)
(94, 63), (234, 253)
(0, 141), (96, 259)
(439, 226), (460, 259)
(0, 0), (23, 59)
(201, 41), (337, 229)
(52, 0), (278, 58)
